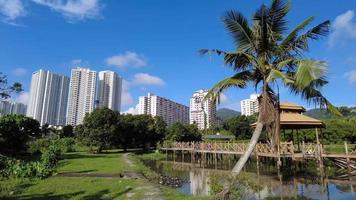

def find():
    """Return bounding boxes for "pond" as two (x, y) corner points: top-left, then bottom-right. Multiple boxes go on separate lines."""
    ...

(143, 154), (356, 199)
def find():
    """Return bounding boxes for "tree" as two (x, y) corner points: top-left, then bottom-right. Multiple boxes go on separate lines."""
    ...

(201, 0), (341, 174)
(77, 108), (119, 153)
(166, 123), (202, 142)
(62, 125), (74, 138)
(0, 72), (22, 99)
(0, 115), (41, 156)
(154, 116), (167, 142)
(223, 116), (255, 139)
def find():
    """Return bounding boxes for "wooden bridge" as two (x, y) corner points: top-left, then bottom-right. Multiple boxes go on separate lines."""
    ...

(160, 141), (356, 164)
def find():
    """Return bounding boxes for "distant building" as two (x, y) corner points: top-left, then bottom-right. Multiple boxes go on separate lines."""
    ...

(27, 69), (69, 125)
(97, 71), (122, 112)
(189, 89), (216, 130)
(138, 93), (189, 126)
(240, 93), (259, 116)
(66, 68), (97, 126)
(0, 101), (27, 116)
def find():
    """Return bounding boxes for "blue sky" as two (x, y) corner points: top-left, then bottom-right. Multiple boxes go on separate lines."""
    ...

(0, 0), (355, 112)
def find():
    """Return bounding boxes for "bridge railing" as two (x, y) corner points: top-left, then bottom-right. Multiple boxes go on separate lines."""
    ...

(162, 141), (296, 155)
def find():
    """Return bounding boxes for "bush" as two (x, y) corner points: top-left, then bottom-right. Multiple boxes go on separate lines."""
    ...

(29, 138), (75, 155)
(1, 142), (64, 179)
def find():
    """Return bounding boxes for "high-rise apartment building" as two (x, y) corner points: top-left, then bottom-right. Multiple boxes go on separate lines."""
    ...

(189, 89), (216, 130)
(97, 71), (122, 112)
(240, 94), (259, 116)
(138, 93), (189, 126)
(0, 101), (27, 116)
(27, 70), (69, 125)
(67, 68), (97, 126)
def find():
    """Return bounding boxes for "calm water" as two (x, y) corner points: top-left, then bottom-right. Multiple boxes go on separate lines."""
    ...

(143, 154), (356, 199)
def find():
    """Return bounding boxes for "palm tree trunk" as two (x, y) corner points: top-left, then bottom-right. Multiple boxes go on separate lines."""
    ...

(232, 116), (263, 174)
(232, 80), (268, 175)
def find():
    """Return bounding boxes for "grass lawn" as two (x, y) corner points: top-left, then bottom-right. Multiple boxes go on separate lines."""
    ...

(57, 151), (127, 174)
(0, 150), (206, 200)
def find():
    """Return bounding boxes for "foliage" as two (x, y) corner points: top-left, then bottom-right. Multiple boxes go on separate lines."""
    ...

(166, 123), (202, 142)
(223, 115), (256, 140)
(0, 72), (22, 99)
(0, 143), (62, 179)
(76, 108), (167, 152)
(29, 138), (76, 155)
(0, 115), (41, 156)
(61, 125), (74, 138)
(76, 108), (119, 153)
(281, 117), (356, 145)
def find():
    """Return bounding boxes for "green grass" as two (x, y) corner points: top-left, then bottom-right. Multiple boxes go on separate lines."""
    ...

(57, 151), (126, 174)
(1, 150), (206, 200)
(1, 177), (141, 200)
(323, 144), (356, 154)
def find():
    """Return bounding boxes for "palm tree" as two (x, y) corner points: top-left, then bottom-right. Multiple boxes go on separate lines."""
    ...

(200, 0), (341, 175)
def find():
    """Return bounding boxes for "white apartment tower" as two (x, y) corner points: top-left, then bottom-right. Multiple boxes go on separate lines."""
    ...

(189, 89), (216, 130)
(27, 70), (70, 125)
(98, 71), (122, 112)
(0, 101), (27, 116)
(138, 93), (189, 126)
(240, 94), (259, 116)
(67, 68), (97, 126)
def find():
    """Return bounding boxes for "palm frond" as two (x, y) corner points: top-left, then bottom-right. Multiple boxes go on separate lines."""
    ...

(222, 11), (256, 52)
(294, 60), (327, 89)
(199, 49), (227, 56)
(268, 0), (290, 34)
(278, 16), (314, 53)
(205, 71), (251, 104)
(266, 69), (294, 84)
(288, 80), (342, 116)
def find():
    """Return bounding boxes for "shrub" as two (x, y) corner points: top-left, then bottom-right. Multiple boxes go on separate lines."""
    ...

(29, 138), (75, 155)
(1, 142), (64, 179)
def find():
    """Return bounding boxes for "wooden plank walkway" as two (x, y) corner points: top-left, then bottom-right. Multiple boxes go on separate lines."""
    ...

(160, 142), (356, 160)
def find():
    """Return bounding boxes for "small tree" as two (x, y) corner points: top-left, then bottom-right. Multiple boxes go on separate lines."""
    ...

(0, 115), (41, 156)
(62, 125), (74, 138)
(78, 108), (119, 153)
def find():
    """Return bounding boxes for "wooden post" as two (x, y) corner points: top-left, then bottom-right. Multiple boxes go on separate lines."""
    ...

(344, 141), (351, 173)
(315, 128), (323, 169)
(182, 150), (184, 163)
(296, 129), (300, 151)
(173, 149), (176, 162)
(302, 141), (305, 159)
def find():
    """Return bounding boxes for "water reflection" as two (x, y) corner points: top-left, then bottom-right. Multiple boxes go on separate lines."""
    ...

(190, 170), (210, 196)
(144, 155), (356, 199)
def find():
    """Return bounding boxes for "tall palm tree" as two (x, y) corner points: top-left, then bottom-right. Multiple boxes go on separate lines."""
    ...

(201, 0), (341, 175)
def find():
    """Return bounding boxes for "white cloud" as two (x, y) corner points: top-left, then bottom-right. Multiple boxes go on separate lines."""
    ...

(121, 80), (133, 106)
(0, 0), (26, 24)
(105, 51), (147, 69)
(219, 93), (228, 104)
(344, 70), (356, 83)
(12, 67), (27, 76)
(122, 106), (139, 115)
(31, 0), (102, 22)
(15, 91), (30, 104)
(133, 73), (165, 86)
(329, 10), (356, 47)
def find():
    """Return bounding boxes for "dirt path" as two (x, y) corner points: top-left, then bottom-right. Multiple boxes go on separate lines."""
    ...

(122, 153), (164, 200)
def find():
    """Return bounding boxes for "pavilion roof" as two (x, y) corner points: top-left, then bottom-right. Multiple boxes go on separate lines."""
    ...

(251, 102), (325, 129)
